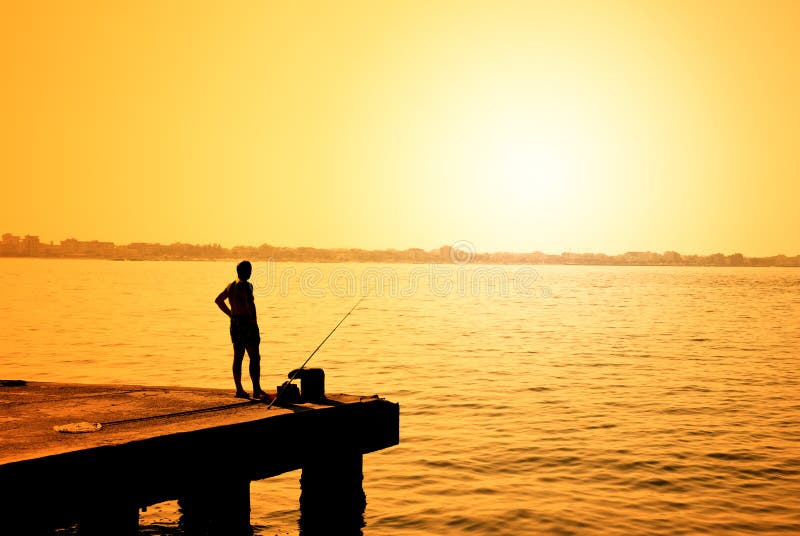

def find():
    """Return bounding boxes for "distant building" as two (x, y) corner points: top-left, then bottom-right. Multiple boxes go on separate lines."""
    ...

(58, 238), (115, 257)
(84, 241), (115, 257)
(128, 242), (165, 258)
(1, 233), (21, 256)
(61, 238), (80, 255)
(21, 235), (41, 256)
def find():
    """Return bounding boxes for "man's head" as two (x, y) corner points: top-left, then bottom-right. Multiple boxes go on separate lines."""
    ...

(236, 260), (252, 281)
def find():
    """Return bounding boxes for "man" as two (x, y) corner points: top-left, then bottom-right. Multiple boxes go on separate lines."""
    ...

(215, 260), (269, 399)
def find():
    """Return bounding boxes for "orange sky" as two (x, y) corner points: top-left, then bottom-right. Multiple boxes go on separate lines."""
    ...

(1, 0), (798, 256)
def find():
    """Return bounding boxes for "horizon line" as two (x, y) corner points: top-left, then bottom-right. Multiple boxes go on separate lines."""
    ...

(1, 232), (798, 261)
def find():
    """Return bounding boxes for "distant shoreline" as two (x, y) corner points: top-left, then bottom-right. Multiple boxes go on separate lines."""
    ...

(1, 254), (798, 268)
(2, 258), (798, 268)
(2, 233), (798, 267)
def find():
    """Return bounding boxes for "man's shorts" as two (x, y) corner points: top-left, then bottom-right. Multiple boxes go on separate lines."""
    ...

(230, 317), (260, 348)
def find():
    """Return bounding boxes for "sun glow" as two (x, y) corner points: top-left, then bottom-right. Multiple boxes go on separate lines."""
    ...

(485, 117), (589, 197)
(422, 80), (616, 242)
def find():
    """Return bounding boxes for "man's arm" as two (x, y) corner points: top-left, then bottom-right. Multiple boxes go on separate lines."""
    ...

(249, 283), (257, 321)
(215, 289), (231, 317)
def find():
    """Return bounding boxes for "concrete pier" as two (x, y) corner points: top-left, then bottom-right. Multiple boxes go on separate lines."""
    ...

(0, 381), (399, 534)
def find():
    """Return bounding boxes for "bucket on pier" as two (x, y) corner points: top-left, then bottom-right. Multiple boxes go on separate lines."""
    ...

(276, 381), (301, 404)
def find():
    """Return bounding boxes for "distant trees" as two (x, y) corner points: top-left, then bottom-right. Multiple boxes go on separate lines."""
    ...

(729, 253), (745, 266)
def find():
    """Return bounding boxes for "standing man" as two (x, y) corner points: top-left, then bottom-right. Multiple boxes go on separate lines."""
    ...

(215, 260), (269, 399)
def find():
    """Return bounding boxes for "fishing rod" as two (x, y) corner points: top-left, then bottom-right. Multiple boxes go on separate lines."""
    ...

(266, 295), (365, 409)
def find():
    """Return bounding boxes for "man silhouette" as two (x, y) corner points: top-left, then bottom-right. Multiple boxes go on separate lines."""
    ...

(215, 260), (268, 399)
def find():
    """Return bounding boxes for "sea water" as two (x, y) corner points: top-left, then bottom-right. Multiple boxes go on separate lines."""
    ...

(1, 259), (798, 535)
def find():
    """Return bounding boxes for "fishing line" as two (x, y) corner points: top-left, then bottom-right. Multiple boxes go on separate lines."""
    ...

(266, 295), (365, 409)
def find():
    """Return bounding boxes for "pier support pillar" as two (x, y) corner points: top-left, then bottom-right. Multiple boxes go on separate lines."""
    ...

(78, 499), (139, 536)
(179, 477), (251, 536)
(300, 450), (366, 535)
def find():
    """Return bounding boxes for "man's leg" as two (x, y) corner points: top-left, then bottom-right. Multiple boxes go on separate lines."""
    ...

(232, 343), (247, 396)
(246, 342), (266, 397)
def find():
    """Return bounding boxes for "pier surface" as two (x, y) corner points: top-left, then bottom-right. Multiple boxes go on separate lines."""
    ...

(0, 381), (399, 534)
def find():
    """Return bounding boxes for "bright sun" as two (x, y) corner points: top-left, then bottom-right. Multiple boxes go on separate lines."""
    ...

(455, 104), (599, 224)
